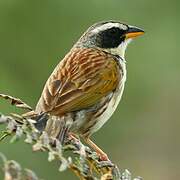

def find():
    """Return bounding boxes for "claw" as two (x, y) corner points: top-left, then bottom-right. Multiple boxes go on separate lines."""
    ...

(99, 153), (109, 161)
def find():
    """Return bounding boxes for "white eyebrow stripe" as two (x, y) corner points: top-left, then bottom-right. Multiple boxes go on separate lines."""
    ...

(91, 23), (127, 33)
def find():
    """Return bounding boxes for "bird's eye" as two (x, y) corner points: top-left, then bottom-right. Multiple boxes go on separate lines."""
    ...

(96, 27), (126, 48)
(106, 27), (125, 37)
(108, 28), (118, 34)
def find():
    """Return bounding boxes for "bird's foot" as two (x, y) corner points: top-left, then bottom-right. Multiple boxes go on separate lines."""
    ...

(83, 137), (110, 162)
(68, 132), (79, 141)
(98, 152), (109, 161)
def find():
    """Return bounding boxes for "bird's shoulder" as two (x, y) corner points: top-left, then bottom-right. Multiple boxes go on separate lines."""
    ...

(35, 48), (121, 115)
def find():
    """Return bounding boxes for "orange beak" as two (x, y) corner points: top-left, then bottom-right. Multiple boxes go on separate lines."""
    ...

(125, 26), (145, 39)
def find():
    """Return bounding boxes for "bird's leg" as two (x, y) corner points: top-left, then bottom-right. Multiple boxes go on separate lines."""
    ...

(68, 132), (79, 141)
(84, 137), (109, 161)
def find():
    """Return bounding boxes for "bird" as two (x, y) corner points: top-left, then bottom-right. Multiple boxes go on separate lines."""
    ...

(33, 21), (144, 161)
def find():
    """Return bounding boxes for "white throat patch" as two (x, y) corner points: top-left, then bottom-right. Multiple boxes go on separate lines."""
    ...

(102, 38), (132, 59)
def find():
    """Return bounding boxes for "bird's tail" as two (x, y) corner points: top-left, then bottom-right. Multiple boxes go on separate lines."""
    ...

(35, 113), (73, 145)
(22, 111), (73, 144)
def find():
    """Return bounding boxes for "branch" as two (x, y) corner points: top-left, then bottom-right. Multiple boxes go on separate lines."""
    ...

(0, 94), (142, 180)
(0, 153), (40, 180)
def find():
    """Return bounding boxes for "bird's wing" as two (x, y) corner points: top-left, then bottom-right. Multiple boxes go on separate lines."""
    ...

(35, 48), (121, 116)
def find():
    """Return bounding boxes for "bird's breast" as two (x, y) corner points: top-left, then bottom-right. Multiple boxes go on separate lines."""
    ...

(89, 62), (126, 135)
(71, 58), (127, 137)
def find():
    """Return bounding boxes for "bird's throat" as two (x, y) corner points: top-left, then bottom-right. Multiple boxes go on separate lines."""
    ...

(107, 38), (132, 59)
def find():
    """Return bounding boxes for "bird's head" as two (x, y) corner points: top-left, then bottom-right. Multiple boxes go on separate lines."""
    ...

(75, 21), (144, 59)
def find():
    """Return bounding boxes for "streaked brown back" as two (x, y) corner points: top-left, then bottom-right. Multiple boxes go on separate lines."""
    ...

(35, 48), (121, 116)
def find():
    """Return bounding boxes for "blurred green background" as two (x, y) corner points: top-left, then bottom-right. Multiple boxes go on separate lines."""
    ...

(0, 0), (179, 179)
